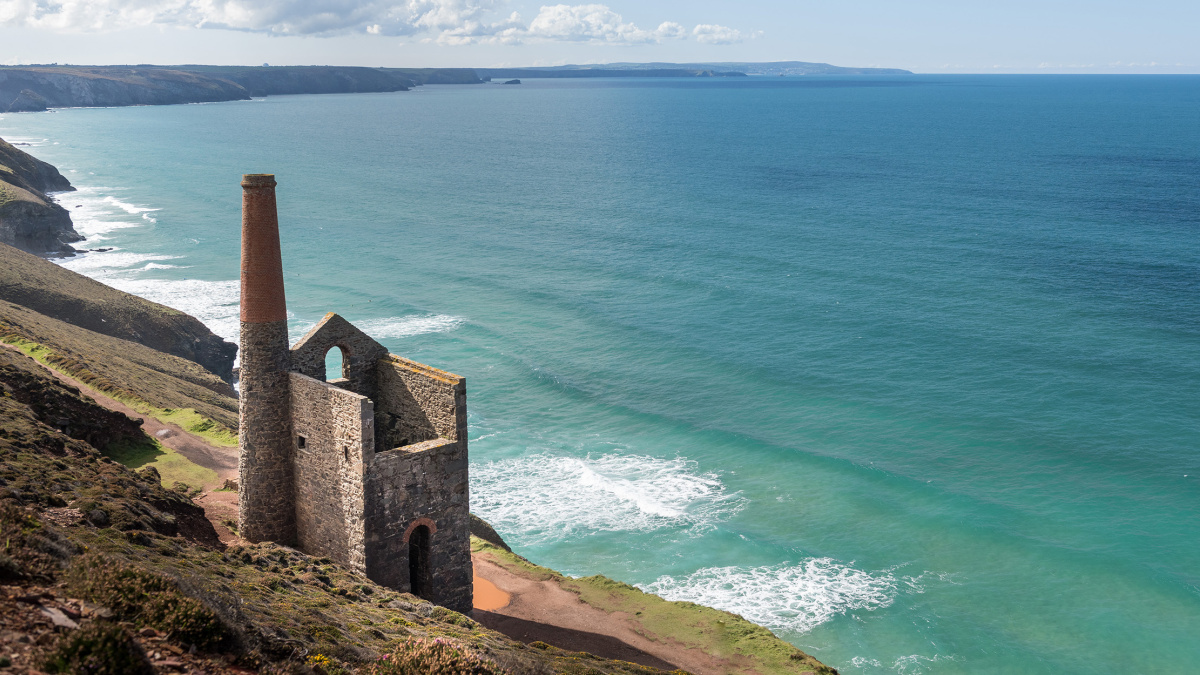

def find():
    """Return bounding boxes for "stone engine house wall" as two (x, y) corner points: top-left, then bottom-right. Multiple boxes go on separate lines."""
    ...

(289, 373), (371, 574)
(284, 315), (472, 613)
(366, 358), (471, 613)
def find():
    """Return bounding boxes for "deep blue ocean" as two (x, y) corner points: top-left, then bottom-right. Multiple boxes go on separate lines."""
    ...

(2, 75), (1198, 674)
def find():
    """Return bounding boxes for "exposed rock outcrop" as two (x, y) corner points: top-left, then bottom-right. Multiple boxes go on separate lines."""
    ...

(0, 136), (79, 256)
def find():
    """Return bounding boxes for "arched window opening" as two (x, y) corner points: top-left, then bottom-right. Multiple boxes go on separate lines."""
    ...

(408, 525), (432, 599)
(324, 345), (348, 382)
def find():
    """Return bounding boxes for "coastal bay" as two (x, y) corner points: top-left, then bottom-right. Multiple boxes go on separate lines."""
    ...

(2, 75), (1197, 674)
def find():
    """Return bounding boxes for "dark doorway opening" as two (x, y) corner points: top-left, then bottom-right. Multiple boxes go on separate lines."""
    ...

(408, 525), (431, 599)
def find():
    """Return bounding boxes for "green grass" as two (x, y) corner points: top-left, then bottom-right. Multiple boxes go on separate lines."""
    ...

(2, 336), (237, 447)
(104, 436), (218, 490)
(151, 407), (238, 447)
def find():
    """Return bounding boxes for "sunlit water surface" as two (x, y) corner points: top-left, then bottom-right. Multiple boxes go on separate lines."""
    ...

(3, 75), (1198, 674)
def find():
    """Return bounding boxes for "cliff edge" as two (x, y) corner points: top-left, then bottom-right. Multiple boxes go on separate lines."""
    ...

(0, 136), (80, 256)
(0, 243), (238, 383)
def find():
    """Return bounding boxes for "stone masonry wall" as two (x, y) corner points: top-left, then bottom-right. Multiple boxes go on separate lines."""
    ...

(365, 438), (472, 613)
(365, 356), (471, 613)
(289, 372), (372, 574)
(374, 356), (466, 453)
(238, 319), (296, 544)
(291, 314), (388, 398)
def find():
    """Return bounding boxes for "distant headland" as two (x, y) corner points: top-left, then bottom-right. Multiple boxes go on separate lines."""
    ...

(477, 61), (913, 79)
(0, 61), (912, 112)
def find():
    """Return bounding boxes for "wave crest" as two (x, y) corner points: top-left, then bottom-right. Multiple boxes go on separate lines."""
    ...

(641, 560), (898, 634)
(356, 315), (464, 339)
(471, 453), (745, 544)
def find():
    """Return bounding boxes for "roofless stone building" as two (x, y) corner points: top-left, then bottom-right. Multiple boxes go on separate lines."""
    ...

(236, 174), (472, 613)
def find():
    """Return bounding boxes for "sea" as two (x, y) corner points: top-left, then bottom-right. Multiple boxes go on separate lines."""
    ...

(2, 74), (1198, 674)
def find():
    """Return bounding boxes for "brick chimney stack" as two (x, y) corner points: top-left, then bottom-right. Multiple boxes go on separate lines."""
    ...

(237, 174), (296, 544)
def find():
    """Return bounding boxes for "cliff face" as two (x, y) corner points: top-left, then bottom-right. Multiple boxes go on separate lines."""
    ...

(0, 136), (80, 256)
(176, 65), (419, 96)
(0, 67), (251, 112)
(0, 65), (435, 112)
(0, 244), (239, 385)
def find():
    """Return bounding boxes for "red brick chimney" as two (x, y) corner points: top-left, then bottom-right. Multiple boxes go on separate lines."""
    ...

(240, 174), (287, 324)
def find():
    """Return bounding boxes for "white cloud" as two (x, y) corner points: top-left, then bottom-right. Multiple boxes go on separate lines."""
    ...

(0, 0), (498, 36)
(0, 0), (744, 46)
(439, 4), (691, 45)
(524, 4), (657, 43)
(692, 23), (743, 45)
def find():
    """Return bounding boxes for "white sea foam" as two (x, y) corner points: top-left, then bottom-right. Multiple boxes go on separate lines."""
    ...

(44, 182), (244, 344)
(58, 250), (181, 274)
(640, 560), (898, 634)
(109, 277), (241, 343)
(852, 653), (961, 674)
(356, 315), (464, 339)
(59, 186), (147, 241)
(471, 453), (745, 544)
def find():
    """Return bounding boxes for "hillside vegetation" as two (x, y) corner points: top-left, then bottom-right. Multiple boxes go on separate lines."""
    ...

(0, 243), (237, 380)
(0, 300), (238, 434)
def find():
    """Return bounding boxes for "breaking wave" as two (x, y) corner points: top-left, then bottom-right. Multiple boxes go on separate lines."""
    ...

(356, 315), (465, 339)
(60, 186), (155, 241)
(471, 453), (745, 544)
(640, 559), (899, 634)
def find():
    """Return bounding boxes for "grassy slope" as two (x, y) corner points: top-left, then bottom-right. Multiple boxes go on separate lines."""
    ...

(473, 540), (834, 675)
(0, 243), (238, 381)
(0, 303), (238, 439)
(0, 175), (39, 209)
(0, 135), (74, 195)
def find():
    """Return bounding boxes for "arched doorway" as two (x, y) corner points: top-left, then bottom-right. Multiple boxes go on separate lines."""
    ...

(408, 525), (432, 599)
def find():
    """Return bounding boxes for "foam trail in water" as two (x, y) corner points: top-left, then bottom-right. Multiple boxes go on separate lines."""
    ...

(641, 560), (898, 634)
(471, 453), (745, 544)
(357, 315), (464, 339)
(106, 277), (241, 343)
(851, 653), (960, 674)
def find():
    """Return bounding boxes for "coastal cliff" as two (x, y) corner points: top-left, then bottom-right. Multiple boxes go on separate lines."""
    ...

(0, 65), (483, 112)
(0, 136), (79, 256)
(0, 243), (239, 384)
(0, 142), (238, 381)
(0, 67), (251, 111)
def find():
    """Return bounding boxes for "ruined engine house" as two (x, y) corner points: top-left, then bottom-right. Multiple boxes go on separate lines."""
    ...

(236, 174), (472, 613)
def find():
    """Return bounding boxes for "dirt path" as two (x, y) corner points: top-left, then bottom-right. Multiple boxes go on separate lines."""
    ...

(472, 554), (741, 675)
(2, 343), (243, 542)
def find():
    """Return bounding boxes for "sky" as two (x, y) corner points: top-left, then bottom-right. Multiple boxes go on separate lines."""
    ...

(0, 1), (1197, 73)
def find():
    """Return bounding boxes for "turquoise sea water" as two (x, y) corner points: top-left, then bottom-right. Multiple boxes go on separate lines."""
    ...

(2, 75), (1198, 674)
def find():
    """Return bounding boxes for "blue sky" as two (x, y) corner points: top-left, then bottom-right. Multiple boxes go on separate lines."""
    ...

(0, 1), (1196, 73)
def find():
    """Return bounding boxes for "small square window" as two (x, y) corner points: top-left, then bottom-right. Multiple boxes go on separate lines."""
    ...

(297, 435), (307, 449)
